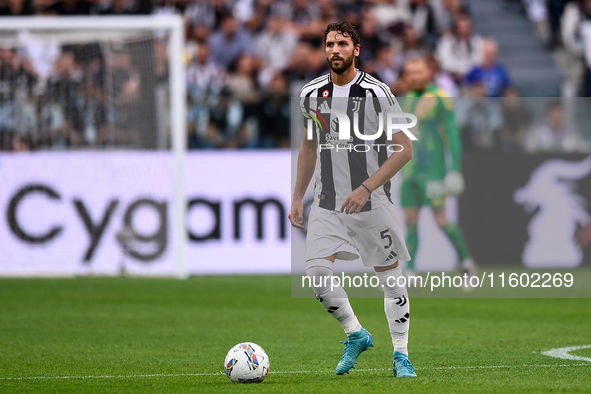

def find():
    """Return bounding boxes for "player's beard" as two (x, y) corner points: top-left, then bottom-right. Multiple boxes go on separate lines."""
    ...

(328, 54), (355, 74)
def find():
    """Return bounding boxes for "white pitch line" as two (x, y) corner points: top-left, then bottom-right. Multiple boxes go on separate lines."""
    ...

(542, 345), (591, 362)
(0, 363), (589, 381)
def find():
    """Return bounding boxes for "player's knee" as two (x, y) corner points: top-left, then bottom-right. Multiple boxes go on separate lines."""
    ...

(404, 210), (419, 225)
(375, 267), (407, 300)
(305, 259), (333, 297)
(433, 210), (448, 228)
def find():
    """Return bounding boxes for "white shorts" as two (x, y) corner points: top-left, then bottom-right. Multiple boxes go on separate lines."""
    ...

(305, 202), (410, 268)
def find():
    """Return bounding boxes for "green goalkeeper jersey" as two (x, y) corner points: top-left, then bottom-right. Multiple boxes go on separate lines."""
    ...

(401, 84), (461, 180)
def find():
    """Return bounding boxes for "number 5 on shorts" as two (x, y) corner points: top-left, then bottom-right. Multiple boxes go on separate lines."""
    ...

(380, 229), (393, 249)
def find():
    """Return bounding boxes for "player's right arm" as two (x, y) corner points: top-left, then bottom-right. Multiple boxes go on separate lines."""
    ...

(290, 129), (317, 229)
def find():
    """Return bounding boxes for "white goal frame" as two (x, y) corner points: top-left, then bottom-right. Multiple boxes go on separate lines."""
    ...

(0, 16), (187, 278)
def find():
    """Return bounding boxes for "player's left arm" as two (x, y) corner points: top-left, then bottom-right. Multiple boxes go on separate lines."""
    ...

(340, 132), (413, 214)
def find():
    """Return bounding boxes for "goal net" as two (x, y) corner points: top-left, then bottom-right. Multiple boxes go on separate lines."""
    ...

(0, 16), (187, 277)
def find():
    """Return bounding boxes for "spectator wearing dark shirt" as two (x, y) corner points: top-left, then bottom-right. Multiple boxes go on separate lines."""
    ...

(256, 73), (290, 148)
(409, 0), (438, 45)
(206, 87), (247, 149)
(499, 88), (530, 152)
(397, 25), (431, 70)
(358, 10), (388, 71)
(464, 38), (511, 97)
(208, 13), (254, 69)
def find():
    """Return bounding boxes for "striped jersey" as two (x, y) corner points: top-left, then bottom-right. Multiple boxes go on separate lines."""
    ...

(300, 69), (405, 212)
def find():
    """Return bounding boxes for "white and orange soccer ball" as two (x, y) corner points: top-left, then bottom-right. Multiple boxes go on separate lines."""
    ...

(224, 342), (270, 383)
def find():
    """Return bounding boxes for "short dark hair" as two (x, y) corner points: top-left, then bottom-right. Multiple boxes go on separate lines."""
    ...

(322, 22), (360, 63)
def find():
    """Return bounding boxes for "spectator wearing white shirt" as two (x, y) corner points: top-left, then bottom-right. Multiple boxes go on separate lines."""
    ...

(562, 0), (591, 96)
(436, 15), (483, 82)
(255, 14), (298, 76)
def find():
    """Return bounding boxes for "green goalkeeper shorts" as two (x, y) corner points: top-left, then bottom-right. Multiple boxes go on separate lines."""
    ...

(400, 177), (445, 210)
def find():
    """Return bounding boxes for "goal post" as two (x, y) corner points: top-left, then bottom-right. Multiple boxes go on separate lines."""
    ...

(0, 16), (187, 278)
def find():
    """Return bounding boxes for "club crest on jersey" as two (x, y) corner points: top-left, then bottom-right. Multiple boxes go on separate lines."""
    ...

(351, 97), (362, 113)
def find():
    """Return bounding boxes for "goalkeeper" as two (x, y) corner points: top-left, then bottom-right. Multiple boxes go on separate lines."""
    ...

(400, 57), (476, 283)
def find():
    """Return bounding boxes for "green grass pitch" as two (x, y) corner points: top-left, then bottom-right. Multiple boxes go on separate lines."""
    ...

(0, 276), (590, 393)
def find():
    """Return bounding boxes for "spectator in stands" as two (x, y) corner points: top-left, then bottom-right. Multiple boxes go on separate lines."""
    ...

(284, 42), (325, 97)
(47, 52), (85, 147)
(427, 54), (459, 96)
(153, 0), (184, 16)
(456, 83), (503, 150)
(397, 25), (431, 70)
(0, 48), (38, 150)
(0, 0), (34, 15)
(12, 135), (31, 151)
(370, 0), (411, 31)
(226, 53), (260, 118)
(185, 0), (231, 31)
(373, 46), (399, 87)
(548, 0), (569, 48)
(464, 38), (512, 97)
(522, 0), (550, 46)
(408, 0), (438, 44)
(562, 0), (591, 96)
(49, 0), (92, 15)
(317, 0), (338, 27)
(255, 14), (298, 77)
(436, 15), (484, 82)
(524, 99), (588, 152)
(358, 10), (388, 71)
(99, 0), (141, 15)
(499, 88), (530, 152)
(0, 50), (15, 150)
(187, 42), (224, 141)
(80, 81), (106, 146)
(432, 0), (469, 34)
(288, 0), (321, 43)
(205, 87), (248, 149)
(234, 0), (276, 33)
(208, 13), (254, 69)
(256, 73), (290, 148)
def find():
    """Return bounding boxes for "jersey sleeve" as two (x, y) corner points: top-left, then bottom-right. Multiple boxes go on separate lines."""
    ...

(372, 83), (406, 136)
(300, 86), (317, 132)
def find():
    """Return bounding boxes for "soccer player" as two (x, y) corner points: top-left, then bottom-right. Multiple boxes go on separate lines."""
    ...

(400, 57), (476, 283)
(290, 22), (417, 377)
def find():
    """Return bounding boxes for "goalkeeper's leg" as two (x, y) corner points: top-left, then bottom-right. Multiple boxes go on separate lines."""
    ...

(400, 179), (421, 273)
(403, 208), (419, 273)
(433, 208), (476, 278)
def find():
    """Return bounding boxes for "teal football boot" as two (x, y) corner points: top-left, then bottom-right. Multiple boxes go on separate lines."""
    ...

(335, 328), (373, 375)
(393, 351), (417, 377)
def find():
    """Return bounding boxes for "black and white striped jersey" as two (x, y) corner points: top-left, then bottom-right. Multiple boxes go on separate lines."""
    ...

(300, 69), (404, 212)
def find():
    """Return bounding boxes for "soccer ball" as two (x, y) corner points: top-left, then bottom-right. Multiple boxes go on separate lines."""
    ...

(224, 342), (270, 383)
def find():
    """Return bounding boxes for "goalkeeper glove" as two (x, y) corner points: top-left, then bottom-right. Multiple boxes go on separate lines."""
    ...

(444, 171), (465, 196)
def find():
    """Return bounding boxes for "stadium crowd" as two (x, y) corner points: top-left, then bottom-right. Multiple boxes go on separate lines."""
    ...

(0, 0), (589, 151)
